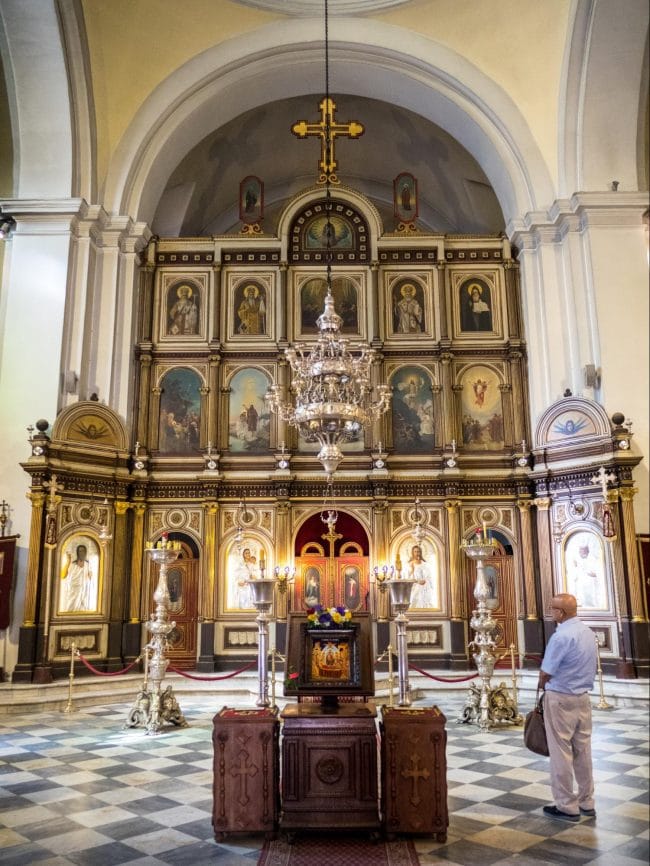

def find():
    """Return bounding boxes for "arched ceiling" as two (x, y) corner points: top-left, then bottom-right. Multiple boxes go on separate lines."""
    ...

(152, 93), (504, 237)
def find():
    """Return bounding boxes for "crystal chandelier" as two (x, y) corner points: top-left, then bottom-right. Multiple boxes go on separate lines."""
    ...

(266, 0), (390, 476)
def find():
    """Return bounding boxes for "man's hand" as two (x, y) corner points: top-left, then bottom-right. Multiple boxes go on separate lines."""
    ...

(538, 671), (551, 690)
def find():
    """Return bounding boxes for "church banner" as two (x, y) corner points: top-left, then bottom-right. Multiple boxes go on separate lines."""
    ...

(0, 536), (18, 629)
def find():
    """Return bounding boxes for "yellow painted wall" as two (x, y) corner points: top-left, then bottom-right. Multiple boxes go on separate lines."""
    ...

(82, 0), (570, 197)
(379, 0), (570, 187)
(81, 0), (280, 194)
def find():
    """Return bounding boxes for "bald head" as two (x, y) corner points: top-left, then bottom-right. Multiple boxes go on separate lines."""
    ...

(551, 593), (578, 618)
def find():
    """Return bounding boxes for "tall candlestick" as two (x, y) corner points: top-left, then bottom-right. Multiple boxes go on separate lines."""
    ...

(482, 521), (487, 541)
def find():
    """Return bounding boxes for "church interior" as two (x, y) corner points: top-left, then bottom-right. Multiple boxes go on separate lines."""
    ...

(0, 1), (648, 864)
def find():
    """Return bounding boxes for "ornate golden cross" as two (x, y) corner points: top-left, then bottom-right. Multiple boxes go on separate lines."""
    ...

(292, 97), (364, 184)
(321, 511), (342, 559)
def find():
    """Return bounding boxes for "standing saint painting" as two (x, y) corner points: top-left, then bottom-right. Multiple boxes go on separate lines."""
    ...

(392, 281), (425, 334)
(167, 284), (200, 336)
(59, 535), (100, 613)
(228, 368), (270, 453)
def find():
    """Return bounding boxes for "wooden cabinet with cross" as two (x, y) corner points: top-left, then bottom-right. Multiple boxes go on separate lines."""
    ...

(380, 705), (448, 840)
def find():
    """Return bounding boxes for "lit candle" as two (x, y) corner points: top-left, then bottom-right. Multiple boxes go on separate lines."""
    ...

(482, 521), (488, 541)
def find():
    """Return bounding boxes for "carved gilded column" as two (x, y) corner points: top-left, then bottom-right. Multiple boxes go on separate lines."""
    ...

(135, 351), (152, 445)
(279, 261), (288, 343)
(509, 352), (526, 446)
(219, 386), (230, 451)
(517, 499), (538, 618)
(370, 261), (380, 343)
(619, 488), (646, 620)
(499, 382), (514, 443)
(534, 497), (554, 615)
(445, 500), (464, 619)
(202, 501), (218, 621)
(504, 259), (522, 338)
(199, 385), (210, 446)
(208, 353), (221, 448)
(149, 385), (161, 448)
(372, 499), (390, 621)
(274, 500), (291, 621)
(437, 261), (448, 340)
(212, 262), (222, 341)
(439, 354), (454, 446)
(128, 503), (146, 621)
(110, 502), (131, 621)
(23, 491), (46, 625)
(607, 491), (629, 618)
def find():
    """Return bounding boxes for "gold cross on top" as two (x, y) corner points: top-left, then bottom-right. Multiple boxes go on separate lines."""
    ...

(292, 97), (364, 184)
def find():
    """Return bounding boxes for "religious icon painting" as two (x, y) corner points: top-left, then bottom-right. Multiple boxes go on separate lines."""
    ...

(390, 365), (435, 453)
(225, 272), (274, 343)
(303, 213), (354, 251)
(225, 539), (262, 612)
(385, 273), (434, 340)
(239, 175), (264, 225)
(547, 409), (596, 442)
(294, 270), (365, 339)
(227, 366), (271, 454)
(393, 172), (418, 224)
(160, 274), (207, 342)
(562, 530), (609, 612)
(450, 272), (505, 340)
(157, 366), (202, 455)
(336, 560), (367, 612)
(393, 536), (440, 611)
(57, 533), (102, 615)
(459, 363), (505, 450)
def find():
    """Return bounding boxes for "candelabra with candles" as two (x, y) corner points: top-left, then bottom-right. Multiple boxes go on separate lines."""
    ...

(460, 525), (521, 731)
(246, 551), (279, 707)
(125, 533), (187, 734)
(384, 555), (416, 707)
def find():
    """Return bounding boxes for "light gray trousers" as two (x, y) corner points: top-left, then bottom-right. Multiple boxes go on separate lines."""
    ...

(543, 690), (595, 814)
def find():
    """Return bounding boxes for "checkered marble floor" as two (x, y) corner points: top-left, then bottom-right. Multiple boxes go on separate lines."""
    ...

(0, 696), (647, 866)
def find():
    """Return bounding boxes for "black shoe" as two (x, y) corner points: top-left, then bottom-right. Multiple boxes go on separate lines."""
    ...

(543, 805), (580, 822)
(579, 807), (596, 817)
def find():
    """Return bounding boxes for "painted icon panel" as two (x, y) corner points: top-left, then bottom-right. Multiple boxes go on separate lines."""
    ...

(390, 365), (435, 453)
(460, 365), (504, 450)
(228, 367), (271, 453)
(158, 368), (202, 454)
(58, 534), (101, 614)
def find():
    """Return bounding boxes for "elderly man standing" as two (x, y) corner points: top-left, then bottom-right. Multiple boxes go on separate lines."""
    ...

(539, 593), (598, 822)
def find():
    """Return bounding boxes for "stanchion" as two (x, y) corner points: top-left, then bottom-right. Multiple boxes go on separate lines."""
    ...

(269, 647), (285, 708)
(509, 643), (519, 715)
(63, 642), (76, 714)
(594, 636), (613, 710)
(387, 643), (395, 708)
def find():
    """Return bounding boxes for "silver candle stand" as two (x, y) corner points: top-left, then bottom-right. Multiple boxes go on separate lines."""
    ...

(385, 576), (417, 706)
(125, 542), (187, 734)
(246, 568), (278, 707)
(460, 531), (521, 731)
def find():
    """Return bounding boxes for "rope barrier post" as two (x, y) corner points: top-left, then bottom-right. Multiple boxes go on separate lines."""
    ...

(387, 643), (395, 708)
(594, 635), (613, 710)
(509, 643), (519, 715)
(63, 642), (76, 714)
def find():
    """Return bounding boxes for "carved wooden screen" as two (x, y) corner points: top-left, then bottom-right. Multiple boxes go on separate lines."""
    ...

(148, 548), (198, 669)
(292, 540), (369, 614)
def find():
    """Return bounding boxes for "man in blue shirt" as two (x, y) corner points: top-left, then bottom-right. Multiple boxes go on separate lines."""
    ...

(538, 593), (598, 822)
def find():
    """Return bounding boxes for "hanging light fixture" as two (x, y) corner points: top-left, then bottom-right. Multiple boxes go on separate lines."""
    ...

(266, 0), (390, 477)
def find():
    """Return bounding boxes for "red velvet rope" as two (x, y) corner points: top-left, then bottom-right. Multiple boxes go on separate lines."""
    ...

(167, 660), (256, 680)
(76, 652), (141, 677)
(408, 663), (480, 683)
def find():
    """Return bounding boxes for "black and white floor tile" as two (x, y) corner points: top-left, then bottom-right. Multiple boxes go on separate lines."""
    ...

(0, 697), (647, 865)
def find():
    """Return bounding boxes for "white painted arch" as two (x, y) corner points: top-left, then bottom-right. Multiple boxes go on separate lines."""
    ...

(104, 18), (556, 228)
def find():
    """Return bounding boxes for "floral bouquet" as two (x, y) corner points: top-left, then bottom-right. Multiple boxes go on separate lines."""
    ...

(306, 604), (352, 628)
